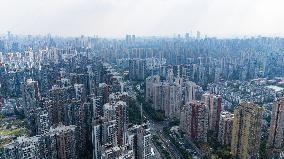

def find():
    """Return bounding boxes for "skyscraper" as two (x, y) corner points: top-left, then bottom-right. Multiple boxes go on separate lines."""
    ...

(21, 79), (41, 135)
(180, 100), (209, 142)
(102, 100), (128, 146)
(162, 79), (182, 119)
(152, 82), (162, 110)
(3, 136), (40, 159)
(202, 93), (222, 131)
(145, 75), (161, 110)
(218, 111), (234, 145)
(129, 58), (146, 80)
(35, 108), (50, 135)
(51, 125), (77, 159)
(92, 119), (103, 159)
(114, 101), (128, 146)
(21, 78), (41, 113)
(97, 83), (110, 105)
(47, 85), (73, 125)
(3, 125), (77, 159)
(231, 102), (263, 159)
(185, 81), (197, 104)
(267, 96), (284, 157)
(136, 124), (151, 159)
(74, 83), (86, 101)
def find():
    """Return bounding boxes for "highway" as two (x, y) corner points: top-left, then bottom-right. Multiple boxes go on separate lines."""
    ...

(146, 111), (204, 159)
(151, 127), (176, 159)
(146, 114), (184, 159)
(183, 135), (204, 157)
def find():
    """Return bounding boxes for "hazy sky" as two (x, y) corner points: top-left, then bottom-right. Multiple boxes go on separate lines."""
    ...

(1, 0), (284, 38)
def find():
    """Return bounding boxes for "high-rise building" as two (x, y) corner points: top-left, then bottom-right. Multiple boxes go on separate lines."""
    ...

(92, 119), (103, 159)
(21, 78), (41, 113)
(21, 79), (41, 135)
(47, 85), (74, 125)
(125, 35), (132, 44)
(145, 75), (160, 102)
(50, 125), (77, 159)
(102, 119), (117, 146)
(37, 133), (58, 159)
(103, 100), (128, 146)
(74, 83), (86, 101)
(3, 125), (77, 159)
(3, 136), (40, 159)
(91, 96), (103, 118)
(114, 101), (128, 146)
(267, 96), (284, 157)
(131, 35), (135, 43)
(97, 83), (110, 105)
(218, 111), (234, 145)
(166, 66), (174, 84)
(92, 118), (150, 159)
(196, 31), (201, 40)
(152, 83), (162, 110)
(180, 101), (209, 142)
(35, 108), (50, 135)
(162, 80), (182, 119)
(202, 93), (222, 131)
(130, 123), (151, 159)
(185, 81), (197, 104)
(231, 102), (263, 159)
(145, 75), (165, 111)
(129, 58), (146, 80)
(185, 33), (190, 40)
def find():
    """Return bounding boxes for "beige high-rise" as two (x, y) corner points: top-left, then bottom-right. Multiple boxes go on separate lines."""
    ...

(231, 102), (263, 159)
(267, 96), (284, 156)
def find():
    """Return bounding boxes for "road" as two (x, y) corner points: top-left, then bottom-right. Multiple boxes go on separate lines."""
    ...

(150, 139), (162, 159)
(183, 135), (204, 157)
(151, 127), (176, 159)
(158, 132), (182, 159)
(146, 114), (184, 159)
(145, 110), (204, 159)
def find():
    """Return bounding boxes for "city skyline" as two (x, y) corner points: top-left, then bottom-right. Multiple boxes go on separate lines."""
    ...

(1, 1), (284, 158)
(1, 29), (284, 159)
(1, 0), (284, 38)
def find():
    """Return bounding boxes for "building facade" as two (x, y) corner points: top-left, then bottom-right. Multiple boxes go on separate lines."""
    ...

(180, 101), (209, 142)
(231, 102), (263, 159)
(267, 96), (284, 157)
(218, 111), (234, 145)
